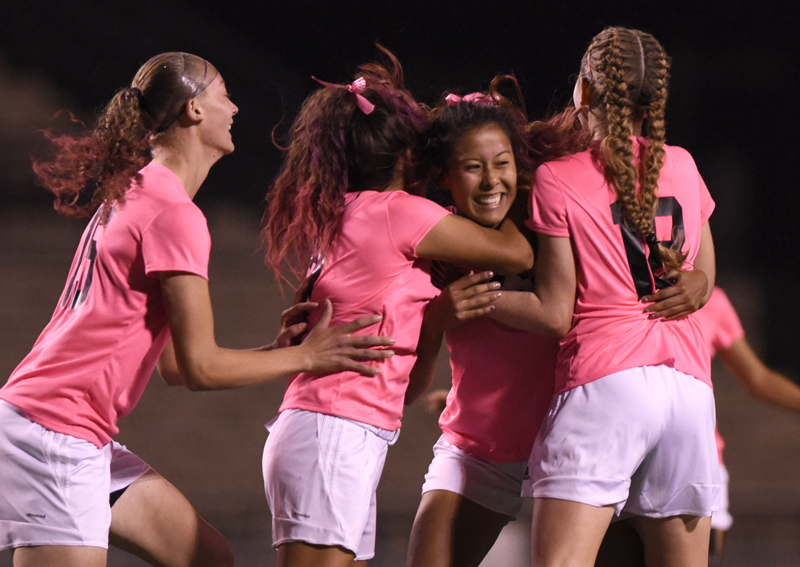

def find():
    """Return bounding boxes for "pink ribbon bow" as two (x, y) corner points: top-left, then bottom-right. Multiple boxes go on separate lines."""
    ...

(445, 92), (499, 106)
(312, 76), (375, 115)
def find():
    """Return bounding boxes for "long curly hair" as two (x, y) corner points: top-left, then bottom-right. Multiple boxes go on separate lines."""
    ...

(33, 52), (217, 218)
(578, 27), (683, 272)
(262, 45), (428, 283)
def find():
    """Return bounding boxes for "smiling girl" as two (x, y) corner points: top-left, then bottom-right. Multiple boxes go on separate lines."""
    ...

(404, 79), (587, 567)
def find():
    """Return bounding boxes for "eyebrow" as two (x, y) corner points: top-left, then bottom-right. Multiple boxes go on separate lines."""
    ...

(456, 149), (513, 162)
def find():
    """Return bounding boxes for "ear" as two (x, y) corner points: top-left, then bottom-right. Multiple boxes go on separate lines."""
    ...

(183, 97), (204, 123)
(579, 77), (593, 108)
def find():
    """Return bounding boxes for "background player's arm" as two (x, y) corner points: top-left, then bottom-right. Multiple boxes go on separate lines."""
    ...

(719, 337), (800, 413)
(405, 272), (501, 405)
(487, 234), (576, 337)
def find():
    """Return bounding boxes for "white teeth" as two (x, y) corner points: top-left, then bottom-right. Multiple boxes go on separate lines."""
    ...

(476, 194), (502, 206)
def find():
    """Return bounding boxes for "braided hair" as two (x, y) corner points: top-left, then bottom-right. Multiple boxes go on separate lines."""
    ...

(579, 27), (683, 272)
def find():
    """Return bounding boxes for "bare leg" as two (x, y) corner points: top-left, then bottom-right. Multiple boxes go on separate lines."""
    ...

(406, 489), (509, 567)
(708, 528), (724, 567)
(109, 469), (234, 567)
(633, 515), (711, 567)
(277, 541), (356, 567)
(13, 545), (106, 567)
(530, 497), (615, 567)
(595, 520), (645, 567)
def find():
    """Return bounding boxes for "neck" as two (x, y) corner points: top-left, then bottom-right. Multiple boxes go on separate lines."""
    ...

(150, 134), (223, 199)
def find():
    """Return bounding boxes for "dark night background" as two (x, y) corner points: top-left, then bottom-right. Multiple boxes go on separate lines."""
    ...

(1, 2), (800, 565)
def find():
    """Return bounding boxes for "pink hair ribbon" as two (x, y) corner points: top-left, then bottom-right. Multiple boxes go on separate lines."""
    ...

(312, 76), (375, 115)
(445, 92), (499, 106)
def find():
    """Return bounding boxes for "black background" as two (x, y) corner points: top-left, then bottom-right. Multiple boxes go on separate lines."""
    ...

(2, 0), (798, 370)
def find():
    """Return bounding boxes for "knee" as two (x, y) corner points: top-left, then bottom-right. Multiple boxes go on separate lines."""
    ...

(194, 527), (235, 567)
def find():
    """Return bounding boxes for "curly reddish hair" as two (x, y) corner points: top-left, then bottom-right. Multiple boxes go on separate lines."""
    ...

(262, 45), (427, 284)
(33, 52), (217, 218)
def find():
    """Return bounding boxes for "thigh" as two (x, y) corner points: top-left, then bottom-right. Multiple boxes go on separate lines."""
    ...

(276, 542), (355, 567)
(13, 544), (106, 567)
(407, 489), (509, 567)
(109, 469), (233, 567)
(633, 515), (711, 567)
(595, 520), (645, 567)
(531, 498), (615, 567)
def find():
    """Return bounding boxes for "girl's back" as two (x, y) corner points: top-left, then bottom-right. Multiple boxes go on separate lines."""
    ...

(280, 189), (448, 430)
(530, 140), (713, 393)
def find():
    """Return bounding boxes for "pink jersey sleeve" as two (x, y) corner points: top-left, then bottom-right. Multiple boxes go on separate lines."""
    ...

(697, 164), (715, 223)
(527, 163), (570, 237)
(695, 287), (745, 357)
(386, 192), (450, 257)
(142, 202), (211, 279)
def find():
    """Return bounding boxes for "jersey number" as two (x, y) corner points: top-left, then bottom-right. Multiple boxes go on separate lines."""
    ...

(610, 196), (685, 299)
(61, 206), (113, 310)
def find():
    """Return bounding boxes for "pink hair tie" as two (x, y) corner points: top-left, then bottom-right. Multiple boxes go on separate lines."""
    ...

(445, 92), (499, 106)
(312, 76), (375, 115)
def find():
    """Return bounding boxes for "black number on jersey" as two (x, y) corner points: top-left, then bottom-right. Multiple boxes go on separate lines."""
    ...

(610, 196), (685, 299)
(61, 206), (113, 310)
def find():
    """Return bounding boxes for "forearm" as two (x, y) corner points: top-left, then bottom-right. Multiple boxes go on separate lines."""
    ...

(178, 343), (314, 391)
(406, 320), (444, 405)
(488, 290), (570, 337)
(744, 368), (800, 413)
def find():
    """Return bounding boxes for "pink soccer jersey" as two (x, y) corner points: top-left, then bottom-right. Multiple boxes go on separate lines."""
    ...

(528, 139), (715, 394)
(695, 287), (745, 358)
(279, 190), (450, 431)
(694, 286), (746, 463)
(0, 161), (210, 447)
(439, 316), (559, 462)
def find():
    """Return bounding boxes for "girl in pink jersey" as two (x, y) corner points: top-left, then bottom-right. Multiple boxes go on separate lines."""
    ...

(403, 79), (585, 567)
(484, 28), (717, 566)
(261, 49), (534, 567)
(0, 52), (394, 567)
(600, 285), (800, 566)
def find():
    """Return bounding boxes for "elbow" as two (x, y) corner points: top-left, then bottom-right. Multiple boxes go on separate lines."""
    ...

(517, 248), (535, 274)
(501, 247), (534, 276)
(544, 321), (571, 338)
(543, 311), (573, 338)
(179, 358), (219, 391)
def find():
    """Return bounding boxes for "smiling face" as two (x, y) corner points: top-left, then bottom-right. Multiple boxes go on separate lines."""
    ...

(443, 123), (517, 228)
(193, 74), (238, 155)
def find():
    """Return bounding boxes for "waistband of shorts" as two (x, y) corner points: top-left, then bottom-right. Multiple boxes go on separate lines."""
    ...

(344, 417), (400, 445)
